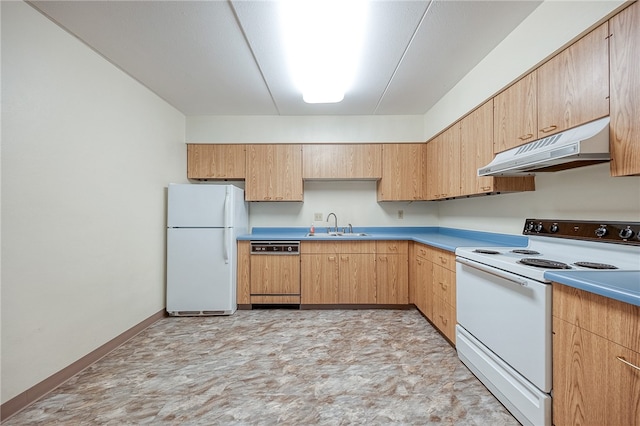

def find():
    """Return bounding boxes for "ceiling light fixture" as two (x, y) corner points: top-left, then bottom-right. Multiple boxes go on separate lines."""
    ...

(279, 0), (368, 104)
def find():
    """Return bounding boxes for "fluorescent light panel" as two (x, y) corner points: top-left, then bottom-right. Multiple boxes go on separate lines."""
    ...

(279, 0), (368, 104)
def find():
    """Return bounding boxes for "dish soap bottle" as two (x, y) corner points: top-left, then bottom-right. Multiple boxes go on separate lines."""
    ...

(310, 223), (315, 235)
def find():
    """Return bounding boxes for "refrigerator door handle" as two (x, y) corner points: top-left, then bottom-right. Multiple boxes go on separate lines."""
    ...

(223, 187), (230, 264)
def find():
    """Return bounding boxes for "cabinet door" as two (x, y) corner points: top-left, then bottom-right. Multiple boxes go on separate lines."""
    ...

(302, 144), (382, 179)
(377, 253), (408, 304)
(414, 254), (431, 317)
(250, 255), (300, 295)
(460, 100), (494, 196)
(537, 23), (609, 137)
(301, 254), (339, 304)
(553, 319), (608, 426)
(441, 124), (461, 198)
(493, 73), (537, 153)
(425, 138), (440, 200)
(610, 1), (640, 176)
(606, 341), (640, 425)
(187, 144), (246, 179)
(245, 144), (303, 201)
(432, 295), (455, 344)
(237, 241), (251, 305)
(377, 144), (426, 201)
(339, 254), (376, 304)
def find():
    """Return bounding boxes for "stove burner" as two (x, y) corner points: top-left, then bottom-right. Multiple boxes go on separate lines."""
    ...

(574, 261), (619, 270)
(511, 249), (541, 255)
(474, 249), (501, 254)
(518, 258), (572, 269)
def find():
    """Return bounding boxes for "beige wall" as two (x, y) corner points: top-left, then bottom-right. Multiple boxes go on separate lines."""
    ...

(1, 1), (186, 403)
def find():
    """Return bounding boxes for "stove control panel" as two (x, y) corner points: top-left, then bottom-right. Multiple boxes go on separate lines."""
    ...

(523, 219), (640, 246)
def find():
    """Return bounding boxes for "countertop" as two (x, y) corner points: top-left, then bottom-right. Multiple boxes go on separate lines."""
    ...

(238, 226), (528, 252)
(238, 226), (640, 307)
(545, 270), (640, 307)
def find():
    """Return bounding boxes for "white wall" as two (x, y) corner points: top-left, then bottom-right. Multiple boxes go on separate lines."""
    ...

(1, 1), (186, 404)
(249, 181), (438, 229)
(187, 115), (424, 143)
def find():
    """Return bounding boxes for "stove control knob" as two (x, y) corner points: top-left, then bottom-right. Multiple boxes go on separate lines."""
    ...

(619, 227), (634, 240)
(550, 223), (559, 233)
(595, 226), (608, 238)
(525, 222), (535, 232)
(534, 223), (544, 233)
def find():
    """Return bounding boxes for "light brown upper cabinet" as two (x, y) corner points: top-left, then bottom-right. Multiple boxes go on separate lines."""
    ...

(460, 100), (535, 196)
(493, 73), (538, 153)
(537, 23), (610, 137)
(302, 144), (382, 179)
(187, 144), (246, 180)
(377, 143), (427, 201)
(610, 0), (640, 176)
(245, 144), (303, 201)
(426, 125), (461, 200)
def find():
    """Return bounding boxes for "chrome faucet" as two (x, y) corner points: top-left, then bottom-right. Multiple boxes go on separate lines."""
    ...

(327, 212), (338, 233)
(348, 223), (353, 234)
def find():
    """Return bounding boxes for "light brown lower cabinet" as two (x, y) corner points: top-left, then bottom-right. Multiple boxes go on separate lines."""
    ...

(301, 241), (376, 304)
(552, 283), (640, 425)
(410, 243), (456, 345)
(375, 241), (409, 304)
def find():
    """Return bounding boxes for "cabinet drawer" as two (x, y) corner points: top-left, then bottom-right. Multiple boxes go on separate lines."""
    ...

(301, 241), (376, 254)
(432, 264), (456, 307)
(427, 248), (455, 271)
(376, 240), (408, 254)
(414, 243), (429, 259)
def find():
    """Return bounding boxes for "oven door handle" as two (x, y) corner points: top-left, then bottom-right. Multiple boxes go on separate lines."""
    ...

(456, 257), (528, 287)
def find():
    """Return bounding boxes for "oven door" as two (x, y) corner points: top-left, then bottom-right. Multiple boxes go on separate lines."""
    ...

(456, 257), (552, 392)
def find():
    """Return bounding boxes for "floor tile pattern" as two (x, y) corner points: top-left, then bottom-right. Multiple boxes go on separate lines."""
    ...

(4, 309), (518, 425)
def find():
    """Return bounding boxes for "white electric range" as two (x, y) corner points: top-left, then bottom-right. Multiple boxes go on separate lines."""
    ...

(454, 219), (640, 426)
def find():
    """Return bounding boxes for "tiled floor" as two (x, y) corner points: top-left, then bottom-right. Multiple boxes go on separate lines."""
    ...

(4, 309), (518, 425)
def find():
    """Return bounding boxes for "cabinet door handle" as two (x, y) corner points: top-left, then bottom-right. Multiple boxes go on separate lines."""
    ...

(340, 256), (349, 261)
(417, 259), (424, 266)
(328, 256), (336, 261)
(275, 196), (284, 200)
(439, 256), (448, 264)
(518, 133), (534, 141)
(540, 125), (558, 133)
(481, 186), (492, 191)
(439, 315), (448, 325)
(439, 281), (447, 290)
(616, 356), (640, 371)
(263, 196), (272, 200)
(379, 256), (388, 261)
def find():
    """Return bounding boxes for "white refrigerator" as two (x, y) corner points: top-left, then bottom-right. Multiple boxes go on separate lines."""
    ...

(166, 183), (248, 316)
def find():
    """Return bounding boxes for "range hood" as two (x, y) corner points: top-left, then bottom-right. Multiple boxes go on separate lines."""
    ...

(478, 116), (610, 176)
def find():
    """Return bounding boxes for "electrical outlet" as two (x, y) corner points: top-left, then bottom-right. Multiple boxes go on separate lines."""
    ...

(314, 213), (323, 221)
(397, 210), (404, 219)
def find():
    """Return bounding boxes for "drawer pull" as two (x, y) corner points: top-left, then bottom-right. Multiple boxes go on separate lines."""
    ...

(439, 315), (448, 325)
(518, 133), (534, 141)
(616, 356), (640, 371)
(439, 256), (448, 264)
(328, 256), (336, 261)
(379, 256), (388, 262)
(540, 125), (558, 133)
(439, 281), (447, 290)
(340, 256), (349, 261)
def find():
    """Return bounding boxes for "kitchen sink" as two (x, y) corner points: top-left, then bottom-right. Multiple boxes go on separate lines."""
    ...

(306, 232), (370, 237)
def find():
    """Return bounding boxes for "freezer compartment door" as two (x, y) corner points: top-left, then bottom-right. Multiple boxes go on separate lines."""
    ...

(168, 183), (231, 228)
(167, 228), (236, 315)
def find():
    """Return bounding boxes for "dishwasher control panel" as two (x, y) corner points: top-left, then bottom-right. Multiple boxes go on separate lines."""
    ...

(250, 241), (300, 254)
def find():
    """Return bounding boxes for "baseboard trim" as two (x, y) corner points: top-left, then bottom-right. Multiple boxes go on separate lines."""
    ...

(0, 309), (167, 421)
